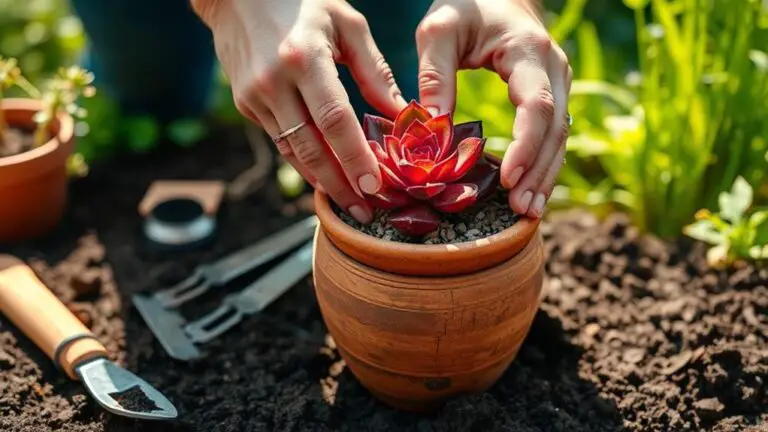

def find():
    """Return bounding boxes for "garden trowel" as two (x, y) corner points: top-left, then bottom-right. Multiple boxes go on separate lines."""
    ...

(0, 255), (178, 421)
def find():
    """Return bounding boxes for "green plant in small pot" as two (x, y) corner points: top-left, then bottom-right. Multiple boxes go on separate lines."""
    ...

(312, 100), (545, 412)
(0, 58), (95, 243)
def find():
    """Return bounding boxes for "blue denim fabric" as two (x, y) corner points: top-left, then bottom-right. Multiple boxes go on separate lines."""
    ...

(69, 0), (217, 121)
(68, 0), (431, 120)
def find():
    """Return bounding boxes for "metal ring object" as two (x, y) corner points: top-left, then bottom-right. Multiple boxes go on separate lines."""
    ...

(273, 121), (308, 143)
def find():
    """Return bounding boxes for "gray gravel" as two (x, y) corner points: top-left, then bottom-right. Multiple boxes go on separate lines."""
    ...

(337, 191), (520, 244)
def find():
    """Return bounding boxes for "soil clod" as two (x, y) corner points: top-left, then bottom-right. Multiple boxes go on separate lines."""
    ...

(108, 385), (160, 413)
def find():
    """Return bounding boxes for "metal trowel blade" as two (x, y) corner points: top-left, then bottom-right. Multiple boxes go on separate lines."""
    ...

(133, 293), (202, 361)
(76, 357), (178, 420)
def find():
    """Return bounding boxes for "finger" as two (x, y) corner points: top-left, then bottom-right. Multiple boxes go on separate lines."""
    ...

(510, 141), (565, 220)
(234, 93), (265, 129)
(415, 8), (460, 116)
(509, 47), (569, 218)
(249, 99), (321, 190)
(270, 86), (374, 224)
(336, 10), (407, 118)
(296, 53), (383, 199)
(541, 133), (568, 200)
(496, 35), (554, 194)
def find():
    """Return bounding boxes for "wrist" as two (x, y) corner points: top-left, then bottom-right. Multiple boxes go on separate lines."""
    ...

(190, 0), (229, 27)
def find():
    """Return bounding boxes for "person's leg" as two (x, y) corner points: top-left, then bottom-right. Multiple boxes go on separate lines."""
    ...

(340, 0), (432, 119)
(69, 0), (216, 122)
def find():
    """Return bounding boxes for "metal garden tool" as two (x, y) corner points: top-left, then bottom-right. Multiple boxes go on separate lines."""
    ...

(0, 255), (178, 420)
(132, 216), (317, 361)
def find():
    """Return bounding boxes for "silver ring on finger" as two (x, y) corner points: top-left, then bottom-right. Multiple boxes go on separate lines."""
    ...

(273, 121), (308, 143)
(566, 113), (572, 127)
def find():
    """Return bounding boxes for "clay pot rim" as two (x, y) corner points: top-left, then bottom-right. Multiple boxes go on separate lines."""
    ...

(0, 98), (74, 168)
(314, 188), (540, 258)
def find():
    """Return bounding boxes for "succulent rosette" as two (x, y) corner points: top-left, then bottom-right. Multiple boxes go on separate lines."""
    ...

(363, 100), (500, 236)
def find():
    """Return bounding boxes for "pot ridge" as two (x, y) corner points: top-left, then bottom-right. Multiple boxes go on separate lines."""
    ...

(313, 189), (541, 277)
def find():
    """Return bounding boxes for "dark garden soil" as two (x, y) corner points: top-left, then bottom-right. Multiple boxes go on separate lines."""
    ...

(1, 124), (767, 432)
(0, 127), (35, 158)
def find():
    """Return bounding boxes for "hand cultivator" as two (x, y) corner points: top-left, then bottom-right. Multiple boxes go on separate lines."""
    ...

(133, 215), (317, 361)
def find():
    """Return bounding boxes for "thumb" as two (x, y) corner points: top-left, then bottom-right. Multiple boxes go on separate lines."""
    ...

(415, 27), (458, 116)
(340, 17), (408, 118)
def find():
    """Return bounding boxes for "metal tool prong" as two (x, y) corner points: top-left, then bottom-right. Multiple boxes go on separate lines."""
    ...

(154, 267), (213, 308)
(184, 242), (314, 344)
(151, 215), (318, 309)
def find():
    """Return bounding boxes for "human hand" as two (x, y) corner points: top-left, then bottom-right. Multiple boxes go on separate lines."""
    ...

(414, 0), (572, 219)
(190, 0), (408, 223)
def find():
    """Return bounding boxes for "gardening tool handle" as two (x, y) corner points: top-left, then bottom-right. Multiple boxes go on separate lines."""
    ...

(0, 255), (108, 380)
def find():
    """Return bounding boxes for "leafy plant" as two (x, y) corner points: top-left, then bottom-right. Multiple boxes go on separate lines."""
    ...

(684, 176), (768, 268)
(0, 58), (96, 176)
(32, 64), (95, 147)
(0, 56), (22, 143)
(363, 100), (500, 237)
(562, 0), (768, 238)
(0, 55), (39, 144)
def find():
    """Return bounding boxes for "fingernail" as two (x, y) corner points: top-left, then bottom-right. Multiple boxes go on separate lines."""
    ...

(531, 193), (546, 217)
(358, 174), (380, 195)
(427, 106), (439, 116)
(520, 190), (533, 212)
(507, 166), (524, 189)
(348, 205), (372, 224)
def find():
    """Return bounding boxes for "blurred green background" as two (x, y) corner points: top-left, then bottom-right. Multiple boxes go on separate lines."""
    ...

(1, 0), (766, 266)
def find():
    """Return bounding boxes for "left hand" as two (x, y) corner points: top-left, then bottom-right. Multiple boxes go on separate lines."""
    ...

(414, 0), (572, 219)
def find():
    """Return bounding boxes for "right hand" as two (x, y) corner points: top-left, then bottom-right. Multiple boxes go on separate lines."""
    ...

(191, 0), (408, 223)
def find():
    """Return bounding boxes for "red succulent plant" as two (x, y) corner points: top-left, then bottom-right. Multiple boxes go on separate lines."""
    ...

(363, 100), (500, 237)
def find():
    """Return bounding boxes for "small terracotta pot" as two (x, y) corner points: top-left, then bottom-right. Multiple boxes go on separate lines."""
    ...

(312, 189), (545, 412)
(0, 99), (75, 243)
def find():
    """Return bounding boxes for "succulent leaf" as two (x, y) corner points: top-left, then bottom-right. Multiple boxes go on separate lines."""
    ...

(426, 113), (454, 158)
(429, 153), (458, 183)
(367, 189), (415, 209)
(403, 120), (433, 141)
(389, 203), (441, 236)
(380, 164), (408, 190)
(368, 140), (389, 163)
(363, 114), (394, 143)
(397, 160), (431, 185)
(393, 100), (432, 137)
(449, 121), (483, 154)
(406, 183), (447, 200)
(430, 184), (479, 213)
(437, 137), (486, 183)
(461, 162), (501, 201)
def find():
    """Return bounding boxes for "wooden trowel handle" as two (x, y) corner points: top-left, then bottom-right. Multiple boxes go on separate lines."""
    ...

(0, 255), (108, 380)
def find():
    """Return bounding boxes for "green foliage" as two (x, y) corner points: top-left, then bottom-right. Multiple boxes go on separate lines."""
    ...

(565, 0), (768, 239)
(277, 162), (306, 199)
(0, 56), (24, 138)
(684, 176), (768, 268)
(0, 0), (84, 86)
(33, 64), (96, 146)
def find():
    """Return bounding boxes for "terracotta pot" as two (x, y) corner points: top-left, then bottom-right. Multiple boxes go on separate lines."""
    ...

(312, 189), (546, 413)
(0, 98), (75, 243)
